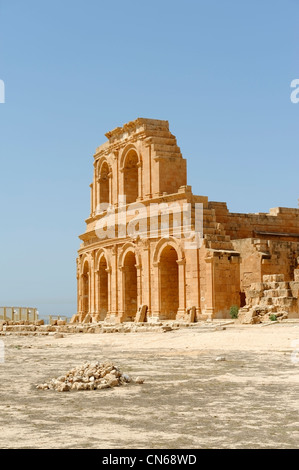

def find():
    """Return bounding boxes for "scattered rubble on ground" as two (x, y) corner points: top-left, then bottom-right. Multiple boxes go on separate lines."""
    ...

(0, 320), (205, 336)
(36, 361), (144, 392)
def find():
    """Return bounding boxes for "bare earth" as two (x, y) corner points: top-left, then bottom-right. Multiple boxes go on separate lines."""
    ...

(1, 322), (299, 449)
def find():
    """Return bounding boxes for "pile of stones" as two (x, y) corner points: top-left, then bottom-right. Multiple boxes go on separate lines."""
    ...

(36, 361), (144, 392)
(237, 273), (299, 324)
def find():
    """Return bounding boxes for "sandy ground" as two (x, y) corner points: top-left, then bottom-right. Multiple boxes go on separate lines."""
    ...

(1, 322), (299, 449)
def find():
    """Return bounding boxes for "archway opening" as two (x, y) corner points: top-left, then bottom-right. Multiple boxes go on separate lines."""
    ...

(98, 256), (108, 320)
(123, 251), (137, 321)
(123, 150), (138, 204)
(160, 245), (179, 320)
(99, 161), (110, 206)
(82, 262), (89, 315)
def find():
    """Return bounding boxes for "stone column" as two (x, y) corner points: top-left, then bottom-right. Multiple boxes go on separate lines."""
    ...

(141, 240), (151, 318)
(137, 161), (143, 201)
(89, 257), (95, 317)
(136, 262), (142, 309)
(118, 265), (125, 322)
(106, 266), (112, 320)
(108, 171), (113, 205)
(152, 261), (161, 321)
(94, 269), (99, 316)
(204, 256), (215, 320)
(177, 258), (186, 319)
(144, 143), (152, 199)
(85, 272), (90, 319)
(119, 168), (125, 204)
(112, 151), (119, 207)
(93, 167), (97, 212)
(77, 271), (80, 314)
(109, 245), (119, 322)
(185, 246), (201, 319)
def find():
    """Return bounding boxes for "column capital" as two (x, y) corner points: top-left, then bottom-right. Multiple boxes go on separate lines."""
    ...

(177, 258), (186, 266)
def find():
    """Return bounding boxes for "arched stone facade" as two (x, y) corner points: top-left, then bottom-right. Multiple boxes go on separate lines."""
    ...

(76, 118), (299, 323)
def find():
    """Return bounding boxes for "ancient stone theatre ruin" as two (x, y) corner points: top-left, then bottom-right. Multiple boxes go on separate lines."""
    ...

(76, 118), (299, 323)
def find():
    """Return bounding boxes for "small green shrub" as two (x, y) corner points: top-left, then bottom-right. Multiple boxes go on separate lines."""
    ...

(229, 305), (239, 319)
(269, 314), (277, 321)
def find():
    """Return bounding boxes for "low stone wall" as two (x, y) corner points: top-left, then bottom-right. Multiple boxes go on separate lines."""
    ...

(0, 321), (202, 336)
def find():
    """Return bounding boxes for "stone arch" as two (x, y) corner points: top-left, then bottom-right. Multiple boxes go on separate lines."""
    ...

(95, 248), (111, 272)
(119, 243), (142, 322)
(118, 242), (141, 269)
(160, 245), (179, 319)
(97, 157), (112, 209)
(120, 145), (141, 204)
(153, 238), (185, 320)
(153, 237), (184, 265)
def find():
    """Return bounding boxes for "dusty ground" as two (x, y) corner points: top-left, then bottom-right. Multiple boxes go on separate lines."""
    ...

(1, 322), (299, 449)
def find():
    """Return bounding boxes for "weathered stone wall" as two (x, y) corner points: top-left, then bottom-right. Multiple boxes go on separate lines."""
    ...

(210, 202), (299, 241)
(232, 238), (299, 293)
(77, 118), (299, 323)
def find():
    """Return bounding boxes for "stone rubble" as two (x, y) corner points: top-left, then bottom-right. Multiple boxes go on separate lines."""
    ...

(238, 273), (299, 324)
(0, 321), (195, 336)
(36, 361), (144, 392)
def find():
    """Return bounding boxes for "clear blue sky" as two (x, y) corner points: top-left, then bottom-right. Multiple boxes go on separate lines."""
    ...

(0, 0), (298, 317)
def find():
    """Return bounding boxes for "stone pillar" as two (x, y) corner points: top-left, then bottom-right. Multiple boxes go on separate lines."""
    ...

(84, 272), (90, 319)
(137, 162), (143, 201)
(112, 151), (119, 207)
(185, 246), (201, 319)
(89, 257), (95, 317)
(204, 256), (215, 320)
(77, 268), (80, 315)
(108, 171), (113, 205)
(106, 266), (112, 319)
(176, 258), (186, 319)
(93, 167), (97, 212)
(119, 168), (125, 204)
(152, 261), (161, 321)
(136, 262), (142, 308)
(144, 143), (152, 199)
(109, 245), (119, 322)
(94, 269), (99, 316)
(141, 241), (151, 318)
(118, 265), (125, 322)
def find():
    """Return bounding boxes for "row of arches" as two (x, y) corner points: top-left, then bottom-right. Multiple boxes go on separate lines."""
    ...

(79, 242), (181, 321)
(97, 147), (140, 208)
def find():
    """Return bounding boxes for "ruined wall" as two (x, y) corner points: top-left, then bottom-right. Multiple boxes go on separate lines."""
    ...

(210, 203), (299, 241)
(198, 247), (240, 319)
(232, 238), (299, 296)
(212, 253), (240, 318)
(77, 118), (299, 323)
